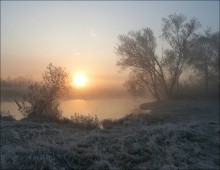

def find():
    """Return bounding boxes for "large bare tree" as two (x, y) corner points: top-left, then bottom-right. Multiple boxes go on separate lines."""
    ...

(115, 28), (167, 100)
(115, 13), (201, 100)
(161, 13), (201, 95)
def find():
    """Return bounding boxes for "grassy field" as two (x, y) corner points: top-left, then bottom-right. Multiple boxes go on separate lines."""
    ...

(1, 100), (219, 169)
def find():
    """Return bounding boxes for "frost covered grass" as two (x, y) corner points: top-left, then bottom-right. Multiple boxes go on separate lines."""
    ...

(1, 100), (219, 169)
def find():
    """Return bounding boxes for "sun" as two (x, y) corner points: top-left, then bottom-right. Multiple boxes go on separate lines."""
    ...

(73, 72), (87, 87)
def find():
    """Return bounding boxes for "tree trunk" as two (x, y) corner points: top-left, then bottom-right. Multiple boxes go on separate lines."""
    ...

(153, 85), (161, 101)
(176, 79), (180, 97)
(204, 55), (209, 96)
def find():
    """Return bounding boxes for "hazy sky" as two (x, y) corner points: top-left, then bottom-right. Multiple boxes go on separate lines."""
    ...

(1, 1), (219, 88)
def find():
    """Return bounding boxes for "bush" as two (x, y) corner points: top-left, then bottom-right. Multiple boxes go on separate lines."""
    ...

(69, 113), (100, 130)
(15, 63), (71, 121)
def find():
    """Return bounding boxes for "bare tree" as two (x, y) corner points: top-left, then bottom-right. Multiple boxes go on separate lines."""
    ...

(15, 63), (71, 121)
(115, 13), (201, 100)
(115, 28), (167, 100)
(191, 29), (219, 94)
(161, 13), (201, 95)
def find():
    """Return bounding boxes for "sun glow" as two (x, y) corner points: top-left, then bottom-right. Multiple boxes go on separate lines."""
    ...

(73, 72), (87, 87)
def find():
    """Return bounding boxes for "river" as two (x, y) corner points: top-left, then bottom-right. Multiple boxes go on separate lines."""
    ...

(1, 97), (151, 120)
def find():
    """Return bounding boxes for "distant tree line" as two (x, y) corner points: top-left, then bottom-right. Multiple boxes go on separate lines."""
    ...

(0, 76), (31, 88)
(115, 13), (219, 100)
(0, 77), (31, 102)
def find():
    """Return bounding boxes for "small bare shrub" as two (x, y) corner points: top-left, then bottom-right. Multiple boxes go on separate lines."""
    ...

(70, 113), (100, 130)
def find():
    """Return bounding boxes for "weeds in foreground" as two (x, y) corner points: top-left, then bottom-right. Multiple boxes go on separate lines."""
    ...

(60, 113), (100, 130)
(1, 121), (219, 170)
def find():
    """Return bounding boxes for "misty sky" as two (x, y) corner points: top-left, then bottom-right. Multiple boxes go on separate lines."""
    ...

(1, 1), (219, 88)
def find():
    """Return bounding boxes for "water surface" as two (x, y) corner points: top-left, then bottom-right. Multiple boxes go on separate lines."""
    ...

(1, 98), (150, 120)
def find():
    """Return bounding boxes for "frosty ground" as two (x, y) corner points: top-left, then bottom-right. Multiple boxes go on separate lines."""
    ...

(1, 99), (219, 169)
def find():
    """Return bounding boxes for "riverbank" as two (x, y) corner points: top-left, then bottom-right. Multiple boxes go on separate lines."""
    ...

(1, 99), (219, 169)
